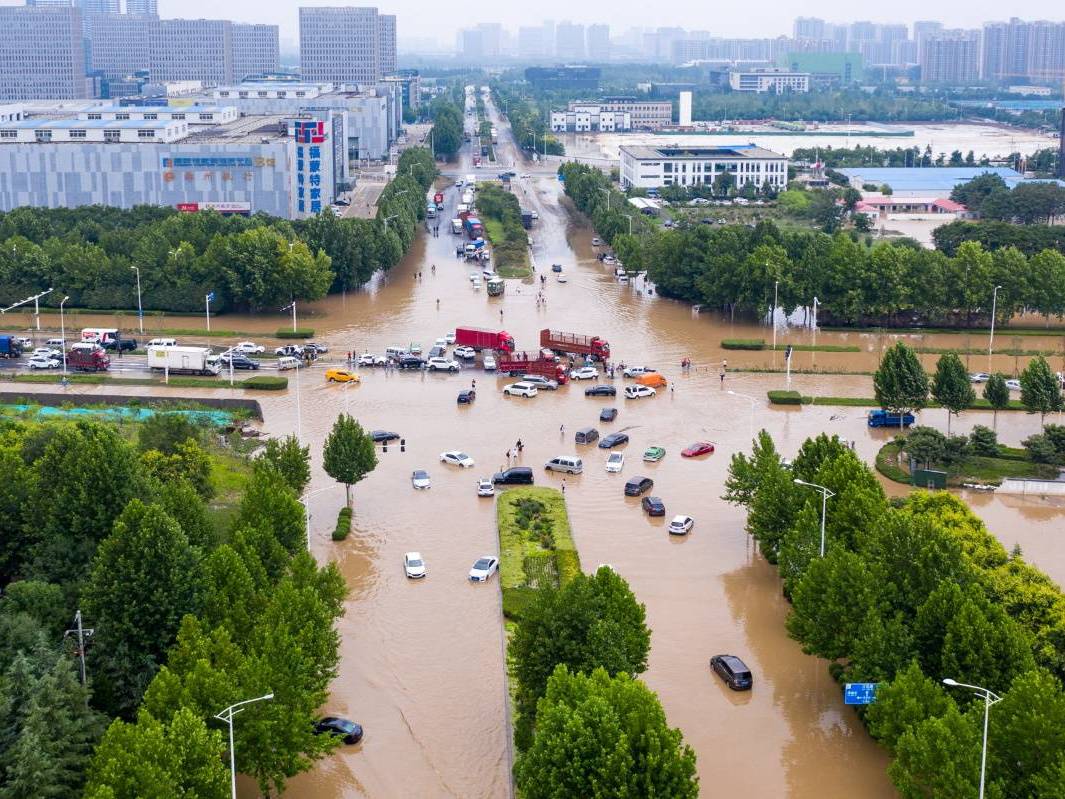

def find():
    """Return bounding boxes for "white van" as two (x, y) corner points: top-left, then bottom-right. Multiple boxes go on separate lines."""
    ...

(385, 346), (408, 359)
(545, 456), (583, 474)
(277, 356), (299, 371)
(146, 338), (177, 348)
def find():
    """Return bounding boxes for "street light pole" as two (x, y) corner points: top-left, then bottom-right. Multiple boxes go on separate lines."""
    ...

(623, 214), (634, 236)
(130, 266), (143, 334)
(600, 187), (611, 210)
(59, 295), (69, 377)
(793, 479), (836, 557)
(988, 284), (1002, 372)
(215, 693), (274, 799)
(942, 679), (1003, 799)
(727, 390), (758, 444)
(772, 278), (779, 354)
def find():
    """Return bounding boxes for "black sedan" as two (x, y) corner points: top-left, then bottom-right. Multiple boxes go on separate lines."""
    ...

(458, 389), (476, 404)
(313, 717), (364, 744)
(371, 430), (401, 443)
(551, 263), (563, 273)
(599, 407), (617, 422)
(641, 496), (666, 517)
(598, 432), (629, 449)
(219, 353), (260, 370)
(585, 385), (617, 397)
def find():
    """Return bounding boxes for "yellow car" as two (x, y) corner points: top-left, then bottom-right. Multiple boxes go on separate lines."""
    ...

(325, 368), (360, 384)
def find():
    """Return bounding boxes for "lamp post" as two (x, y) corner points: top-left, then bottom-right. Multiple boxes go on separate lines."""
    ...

(988, 284), (1002, 372)
(280, 300), (297, 332)
(727, 390), (758, 444)
(772, 278), (779, 354)
(130, 266), (143, 334)
(299, 485), (336, 551)
(204, 291), (214, 333)
(793, 479), (836, 557)
(215, 693), (274, 799)
(942, 679), (1003, 799)
(623, 214), (634, 236)
(59, 295), (69, 378)
(600, 187), (612, 210)
(293, 359), (303, 443)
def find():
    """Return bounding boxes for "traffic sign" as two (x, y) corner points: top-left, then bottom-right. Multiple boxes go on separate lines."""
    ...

(844, 683), (878, 705)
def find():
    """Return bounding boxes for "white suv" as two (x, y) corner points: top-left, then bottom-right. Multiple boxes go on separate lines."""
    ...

(504, 382), (538, 398)
(521, 374), (559, 390)
(427, 357), (460, 372)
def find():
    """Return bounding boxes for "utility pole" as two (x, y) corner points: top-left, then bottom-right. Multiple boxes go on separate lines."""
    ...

(64, 610), (94, 687)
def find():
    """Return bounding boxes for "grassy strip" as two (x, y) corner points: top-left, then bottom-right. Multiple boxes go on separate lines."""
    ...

(1, 324), (305, 339)
(1, 373), (286, 390)
(874, 441), (1057, 487)
(721, 338), (860, 353)
(822, 325), (1065, 337)
(916, 346), (1062, 356)
(875, 441), (910, 483)
(768, 391), (1029, 411)
(482, 217), (532, 278)
(332, 507), (352, 541)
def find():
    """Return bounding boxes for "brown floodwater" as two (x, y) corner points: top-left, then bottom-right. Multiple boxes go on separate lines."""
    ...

(15, 104), (1065, 798)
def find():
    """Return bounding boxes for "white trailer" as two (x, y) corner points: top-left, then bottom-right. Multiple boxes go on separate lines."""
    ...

(147, 345), (220, 376)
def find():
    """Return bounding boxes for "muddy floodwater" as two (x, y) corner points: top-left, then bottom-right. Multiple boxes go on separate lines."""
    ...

(19, 105), (1065, 798)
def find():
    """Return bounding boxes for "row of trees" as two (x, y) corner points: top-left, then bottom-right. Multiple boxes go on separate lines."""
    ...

(691, 89), (959, 123)
(561, 161), (1065, 326)
(933, 219), (1065, 257)
(428, 92), (464, 160)
(475, 184), (528, 268)
(490, 85), (564, 156)
(951, 173), (1065, 225)
(0, 414), (345, 796)
(0, 147), (437, 313)
(792, 144), (991, 169)
(725, 432), (1065, 797)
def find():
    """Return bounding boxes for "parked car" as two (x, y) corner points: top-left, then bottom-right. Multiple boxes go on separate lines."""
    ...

(642, 496), (666, 516)
(313, 717), (364, 744)
(325, 368), (359, 383)
(681, 442), (715, 457)
(625, 385), (657, 399)
(551, 263), (563, 273)
(429, 346), (446, 359)
(398, 356), (426, 370)
(623, 366), (655, 378)
(477, 478), (495, 497)
(427, 357), (461, 372)
(575, 427), (599, 445)
(445, 332), (457, 344)
(277, 356), (300, 371)
(103, 337), (137, 352)
(605, 452), (625, 473)
(544, 456), (583, 474)
(585, 385), (616, 397)
(569, 366), (598, 380)
(710, 654), (753, 691)
(440, 451), (475, 468)
(521, 374), (559, 390)
(232, 341), (264, 354)
(433, 337), (448, 349)
(404, 551), (427, 579)
(219, 353), (261, 370)
(969, 372), (991, 383)
(275, 344), (304, 357)
(493, 467), (534, 485)
(455, 389), (475, 405)
(31, 347), (61, 360)
(16, 337), (32, 349)
(469, 556), (499, 582)
(1006, 379), (1022, 391)
(504, 382), (538, 398)
(357, 353), (379, 367)
(624, 476), (653, 496)
(371, 430), (400, 443)
(599, 432), (629, 449)
(483, 354), (497, 371)
(643, 446), (666, 463)
(27, 355), (60, 370)
(599, 407), (618, 422)
(454, 345), (476, 359)
(668, 515), (694, 535)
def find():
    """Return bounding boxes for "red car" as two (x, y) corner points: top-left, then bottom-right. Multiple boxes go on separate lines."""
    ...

(681, 442), (715, 457)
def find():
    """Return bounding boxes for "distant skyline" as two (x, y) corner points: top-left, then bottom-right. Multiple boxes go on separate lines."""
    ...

(1, 0), (1062, 51)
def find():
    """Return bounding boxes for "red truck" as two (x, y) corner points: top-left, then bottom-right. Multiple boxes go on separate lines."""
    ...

(454, 327), (515, 353)
(67, 343), (110, 372)
(433, 192), (444, 209)
(540, 329), (611, 361)
(497, 355), (568, 384)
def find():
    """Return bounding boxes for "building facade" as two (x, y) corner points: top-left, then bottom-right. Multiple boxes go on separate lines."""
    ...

(85, 13), (152, 79)
(619, 144), (788, 190)
(232, 24), (281, 82)
(150, 19), (233, 84)
(920, 31), (980, 83)
(125, 0), (158, 15)
(729, 68), (810, 93)
(0, 7), (87, 101)
(597, 97), (672, 129)
(550, 104), (631, 132)
(586, 24), (610, 61)
(299, 6), (393, 85)
(524, 66), (600, 91)
(554, 22), (586, 60)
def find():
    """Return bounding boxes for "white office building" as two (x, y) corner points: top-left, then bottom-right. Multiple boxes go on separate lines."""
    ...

(0, 7), (87, 101)
(619, 144), (788, 190)
(299, 7), (395, 84)
(729, 68), (810, 93)
(550, 104), (631, 132)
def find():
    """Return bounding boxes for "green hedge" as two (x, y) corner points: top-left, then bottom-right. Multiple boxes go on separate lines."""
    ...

(277, 328), (314, 339)
(502, 586), (540, 622)
(555, 549), (582, 585)
(241, 375), (288, 390)
(332, 506), (352, 541)
(767, 390), (804, 405)
(721, 338), (766, 350)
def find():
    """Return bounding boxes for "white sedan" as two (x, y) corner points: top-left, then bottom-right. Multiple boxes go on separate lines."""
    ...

(477, 478), (495, 496)
(454, 346), (476, 359)
(445, 332), (457, 344)
(623, 366), (657, 378)
(469, 556), (499, 582)
(232, 341), (264, 354)
(624, 385), (657, 399)
(440, 451), (476, 468)
(32, 347), (61, 359)
(569, 366), (598, 381)
(483, 354), (497, 371)
(1006, 379), (1022, 391)
(503, 382), (538, 398)
(605, 452), (625, 473)
(404, 552), (427, 579)
(358, 353), (378, 366)
(27, 355), (60, 370)
(969, 372), (991, 383)
(411, 469), (432, 489)
(668, 515), (694, 535)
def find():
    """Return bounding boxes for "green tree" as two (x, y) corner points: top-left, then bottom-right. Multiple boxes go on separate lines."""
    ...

(137, 414), (206, 454)
(969, 425), (999, 457)
(987, 669), (1065, 797)
(509, 568), (651, 750)
(889, 704), (984, 799)
(140, 439), (214, 499)
(1020, 355), (1064, 425)
(874, 342), (929, 430)
(322, 413), (378, 508)
(983, 374), (1011, 430)
(903, 426), (946, 468)
(865, 660), (956, 752)
(83, 501), (201, 716)
(931, 353), (975, 434)
(234, 462), (306, 556)
(514, 667), (698, 799)
(258, 435), (311, 495)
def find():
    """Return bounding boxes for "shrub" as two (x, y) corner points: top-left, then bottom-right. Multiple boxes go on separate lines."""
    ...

(242, 376), (288, 390)
(523, 552), (558, 589)
(502, 586), (539, 621)
(721, 339), (765, 350)
(969, 425), (999, 457)
(332, 506), (352, 541)
(554, 549), (581, 586)
(1023, 433), (1064, 465)
(276, 328), (314, 339)
(768, 390), (804, 405)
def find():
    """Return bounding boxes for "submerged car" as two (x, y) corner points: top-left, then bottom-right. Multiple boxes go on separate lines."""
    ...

(458, 389), (476, 404)
(440, 451), (475, 468)
(642, 496), (666, 516)
(681, 442), (715, 457)
(599, 407), (618, 422)
(668, 515), (694, 535)
(569, 366), (598, 381)
(710, 654), (753, 691)
(643, 446), (666, 463)
(371, 430), (401, 443)
(404, 551), (427, 579)
(477, 478), (495, 497)
(585, 385), (616, 397)
(325, 368), (359, 383)
(624, 385), (657, 399)
(313, 717), (364, 744)
(411, 469), (431, 489)
(605, 452), (625, 473)
(469, 556), (499, 582)
(598, 432), (629, 449)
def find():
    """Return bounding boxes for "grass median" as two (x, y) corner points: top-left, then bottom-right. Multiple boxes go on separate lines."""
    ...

(875, 440), (1056, 487)
(1, 373), (286, 390)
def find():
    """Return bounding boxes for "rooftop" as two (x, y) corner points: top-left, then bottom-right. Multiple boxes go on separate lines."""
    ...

(837, 166), (1036, 192)
(621, 143), (787, 160)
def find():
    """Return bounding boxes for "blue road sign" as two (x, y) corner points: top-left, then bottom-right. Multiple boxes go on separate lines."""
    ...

(844, 683), (878, 705)
(206, 291), (216, 302)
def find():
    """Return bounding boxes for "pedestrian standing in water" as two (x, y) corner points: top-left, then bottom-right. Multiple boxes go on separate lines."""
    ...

(559, 424), (565, 436)
(561, 479), (566, 495)
(516, 439), (523, 453)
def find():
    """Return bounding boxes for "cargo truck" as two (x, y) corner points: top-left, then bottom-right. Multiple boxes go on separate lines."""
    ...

(867, 409), (915, 428)
(67, 343), (110, 372)
(496, 354), (568, 384)
(539, 329), (611, 360)
(0, 335), (22, 358)
(520, 211), (533, 229)
(451, 218), (463, 234)
(464, 217), (484, 239)
(454, 327), (515, 353)
(147, 345), (221, 376)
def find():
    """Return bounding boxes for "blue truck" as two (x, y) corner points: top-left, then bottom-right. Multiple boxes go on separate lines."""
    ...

(0, 335), (23, 359)
(867, 409), (915, 428)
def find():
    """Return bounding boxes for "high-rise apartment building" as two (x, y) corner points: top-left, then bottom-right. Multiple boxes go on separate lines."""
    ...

(586, 24), (610, 61)
(76, 0), (120, 13)
(920, 30), (980, 83)
(125, 0), (157, 15)
(555, 22), (586, 60)
(232, 24), (281, 81)
(85, 12), (152, 78)
(378, 14), (396, 74)
(982, 18), (1030, 81)
(0, 6), (87, 100)
(150, 19), (232, 83)
(1025, 21), (1065, 82)
(299, 6), (394, 84)
(793, 17), (825, 41)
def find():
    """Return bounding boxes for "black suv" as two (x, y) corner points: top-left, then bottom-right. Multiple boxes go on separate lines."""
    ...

(102, 338), (137, 352)
(585, 385), (616, 397)
(220, 353), (260, 370)
(492, 467), (534, 485)
(624, 476), (653, 496)
(641, 496), (665, 516)
(710, 655), (753, 691)
(398, 356), (425, 370)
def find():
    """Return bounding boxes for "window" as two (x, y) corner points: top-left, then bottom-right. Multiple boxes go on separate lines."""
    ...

(138, 129), (156, 138)
(104, 130), (120, 142)
(172, 113), (185, 120)
(0, 130), (16, 139)
(116, 113), (129, 120)
(68, 129), (86, 138)
(87, 113), (102, 120)
(34, 130), (51, 142)
(144, 113), (157, 120)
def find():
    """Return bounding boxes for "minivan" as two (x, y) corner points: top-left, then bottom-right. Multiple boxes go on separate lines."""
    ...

(492, 467), (534, 485)
(574, 427), (599, 445)
(545, 456), (583, 475)
(146, 338), (176, 348)
(624, 476), (653, 496)
(277, 356), (299, 371)
(710, 654), (753, 691)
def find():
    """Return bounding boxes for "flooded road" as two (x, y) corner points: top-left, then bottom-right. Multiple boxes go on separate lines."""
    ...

(14, 96), (1064, 798)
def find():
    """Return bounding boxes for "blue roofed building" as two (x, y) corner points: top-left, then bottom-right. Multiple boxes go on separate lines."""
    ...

(837, 166), (1061, 198)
